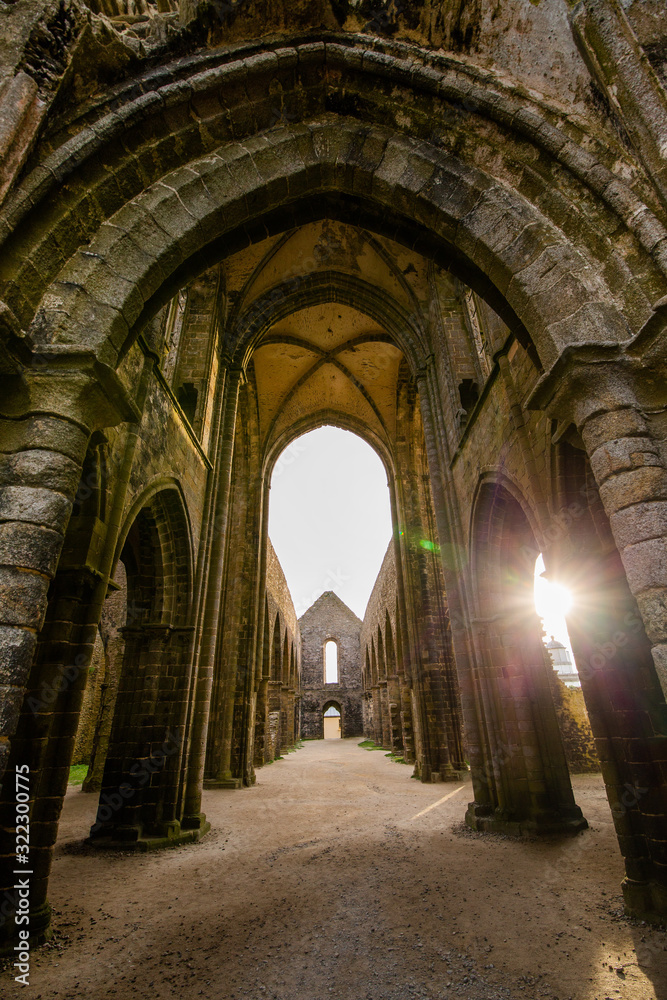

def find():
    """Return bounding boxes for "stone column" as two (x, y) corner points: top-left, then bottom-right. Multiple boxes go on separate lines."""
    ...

(253, 679), (269, 766)
(268, 680), (282, 757)
(279, 685), (290, 753)
(580, 404), (667, 688)
(0, 359), (137, 951)
(285, 686), (296, 749)
(0, 406), (88, 778)
(387, 677), (403, 755)
(362, 690), (373, 739)
(579, 403), (667, 919)
(1, 564), (101, 947)
(182, 368), (241, 817)
(400, 685), (415, 763)
(379, 681), (392, 749)
(371, 684), (383, 746)
(89, 624), (172, 845)
(530, 354), (667, 920)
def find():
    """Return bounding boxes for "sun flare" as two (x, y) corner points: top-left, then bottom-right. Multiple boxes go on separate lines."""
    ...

(534, 554), (573, 637)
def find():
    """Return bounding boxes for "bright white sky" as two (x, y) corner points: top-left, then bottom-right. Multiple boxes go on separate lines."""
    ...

(534, 553), (575, 660)
(268, 426), (393, 619)
(268, 426), (576, 665)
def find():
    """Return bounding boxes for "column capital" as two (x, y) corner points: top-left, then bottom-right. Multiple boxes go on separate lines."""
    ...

(0, 345), (142, 430)
(525, 345), (652, 428)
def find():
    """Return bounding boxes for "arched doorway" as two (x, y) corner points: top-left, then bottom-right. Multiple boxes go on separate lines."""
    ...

(323, 702), (342, 740)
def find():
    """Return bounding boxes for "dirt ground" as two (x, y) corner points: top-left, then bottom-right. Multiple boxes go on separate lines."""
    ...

(4, 739), (667, 1000)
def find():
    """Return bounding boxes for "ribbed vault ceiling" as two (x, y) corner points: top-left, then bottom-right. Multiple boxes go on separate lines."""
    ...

(227, 220), (432, 457)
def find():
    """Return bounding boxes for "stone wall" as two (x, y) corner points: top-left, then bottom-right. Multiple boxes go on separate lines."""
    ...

(299, 592), (363, 740)
(266, 539), (298, 640)
(360, 543), (398, 658)
(360, 542), (416, 762)
(251, 540), (301, 770)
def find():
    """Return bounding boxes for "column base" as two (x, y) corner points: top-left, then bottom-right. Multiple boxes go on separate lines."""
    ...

(0, 901), (53, 957)
(622, 876), (667, 924)
(417, 765), (465, 783)
(203, 777), (244, 789)
(87, 817), (210, 851)
(181, 811), (210, 831)
(436, 767), (466, 783)
(465, 801), (588, 837)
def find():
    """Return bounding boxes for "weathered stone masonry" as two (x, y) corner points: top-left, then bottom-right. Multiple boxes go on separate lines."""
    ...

(1, 0), (667, 948)
(300, 591), (363, 741)
(250, 541), (301, 771)
(361, 542), (417, 763)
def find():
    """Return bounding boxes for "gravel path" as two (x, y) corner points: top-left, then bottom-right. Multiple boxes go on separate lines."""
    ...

(4, 739), (666, 999)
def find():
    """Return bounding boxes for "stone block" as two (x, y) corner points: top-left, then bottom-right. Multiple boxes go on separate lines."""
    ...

(622, 538), (667, 594)
(0, 567), (50, 628)
(0, 684), (24, 733)
(611, 501), (667, 550)
(590, 437), (660, 484)
(64, 293), (130, 357)
(0, 522), (62, 576)
(0, 486), (71, 531)
(600, 467), (667, 514)
(0, 449), (82, 496)
(582, 407), (647, 452)
(650, 644), (667, 699)
(0, 416), (87, 462)
(0, 625), (36, 687)
(634, 591), (667, 645)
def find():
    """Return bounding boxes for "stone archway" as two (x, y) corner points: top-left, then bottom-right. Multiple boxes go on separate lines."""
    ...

(323, 701), (342, 740)
(465, 476), (587, 837)
(1, 32), (667, 947)
(87, 484), (200, 850)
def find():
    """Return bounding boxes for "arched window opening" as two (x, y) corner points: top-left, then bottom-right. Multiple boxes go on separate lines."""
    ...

(461, 286), (491, 378)
(177, 382), (198, 426)
(161, 288), (188, 386)
(324, 639), (338, 684)
(268, 426), (392, 618)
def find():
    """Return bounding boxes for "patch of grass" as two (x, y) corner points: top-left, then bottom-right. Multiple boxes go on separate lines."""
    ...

(359, 740), (411, 763)
(68, 764), (89, 786)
